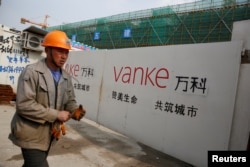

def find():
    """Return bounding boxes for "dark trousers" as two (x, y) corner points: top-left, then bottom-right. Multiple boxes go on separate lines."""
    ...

(21, 148), (49, 167)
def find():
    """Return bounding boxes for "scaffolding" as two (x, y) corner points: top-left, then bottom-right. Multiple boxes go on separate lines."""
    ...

(47, 0), (250, 49)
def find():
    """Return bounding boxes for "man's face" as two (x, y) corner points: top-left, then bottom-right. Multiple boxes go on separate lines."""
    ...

(50, 47), (69, 68)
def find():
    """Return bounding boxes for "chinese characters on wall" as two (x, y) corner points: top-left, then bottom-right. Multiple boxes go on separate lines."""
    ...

(111, 90), (138, 104)
(155, 76), (206, 118)
(64, 63), (94, 92)
(65, 62), (207, 119)
(0, 34), (30, 84)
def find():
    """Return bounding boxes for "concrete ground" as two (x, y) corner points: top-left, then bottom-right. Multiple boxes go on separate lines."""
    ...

(0, 103), (193, 167)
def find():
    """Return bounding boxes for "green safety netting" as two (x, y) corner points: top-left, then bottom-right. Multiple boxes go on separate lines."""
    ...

(47, 0), (250, 49)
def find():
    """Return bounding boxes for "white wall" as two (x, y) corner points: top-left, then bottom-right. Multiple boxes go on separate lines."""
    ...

(66, 41), (243, 167)
(64, 50), (107, 121)
(231, 20), (250, 50)
(229, 64), (250, 150)
(0, 25), (44, 92)
(229, 20), (250, 150)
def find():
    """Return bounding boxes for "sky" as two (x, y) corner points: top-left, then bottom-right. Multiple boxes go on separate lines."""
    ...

(0, 0), (196, 30)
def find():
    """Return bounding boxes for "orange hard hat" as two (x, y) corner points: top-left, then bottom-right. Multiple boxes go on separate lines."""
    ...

(42, 30), (71, 50)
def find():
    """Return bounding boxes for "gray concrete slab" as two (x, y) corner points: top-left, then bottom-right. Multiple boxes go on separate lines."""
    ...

(0, 103), (193, 167)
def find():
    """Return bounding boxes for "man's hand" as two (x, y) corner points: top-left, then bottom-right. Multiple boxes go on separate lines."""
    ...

(71, 105), (86, 121)
(57, 111), (71, 122)
(52, 111), (70, 140)
(52, 106), (85, 140)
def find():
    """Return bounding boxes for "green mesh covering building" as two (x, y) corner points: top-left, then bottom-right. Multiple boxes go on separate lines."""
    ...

(47, 0), (250, 49)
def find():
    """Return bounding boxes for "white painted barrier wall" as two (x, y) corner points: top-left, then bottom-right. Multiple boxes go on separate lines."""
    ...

(65, 41), (243, 167)
(229, 64), (250, 150)
(64, 51), (107, 121)
(229, 20), (250, 151)
(0, 25), (44, 92)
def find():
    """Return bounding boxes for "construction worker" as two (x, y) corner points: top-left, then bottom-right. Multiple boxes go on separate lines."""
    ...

(9, 30), (85, 167)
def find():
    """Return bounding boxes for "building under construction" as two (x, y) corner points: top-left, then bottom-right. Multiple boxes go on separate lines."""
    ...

(47, 0), (250, 49)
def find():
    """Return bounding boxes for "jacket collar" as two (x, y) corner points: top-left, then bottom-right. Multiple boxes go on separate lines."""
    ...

(35, 58), (69, 80)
